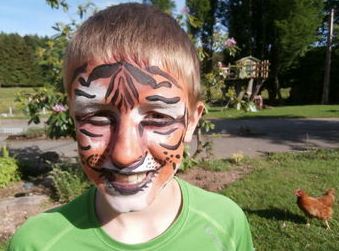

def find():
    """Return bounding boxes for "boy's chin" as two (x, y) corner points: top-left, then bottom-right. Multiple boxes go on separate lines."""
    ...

(97, 183), (157, 213)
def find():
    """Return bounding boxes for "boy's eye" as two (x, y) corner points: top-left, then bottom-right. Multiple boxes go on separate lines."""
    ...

(145, 112), (173, 120)
(76, 112), (115, 126)
(87, 116), (112, 126)
(142, 112), (174, 127)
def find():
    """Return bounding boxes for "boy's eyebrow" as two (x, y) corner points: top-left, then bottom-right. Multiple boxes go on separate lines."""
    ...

(145, 95), (180, 104)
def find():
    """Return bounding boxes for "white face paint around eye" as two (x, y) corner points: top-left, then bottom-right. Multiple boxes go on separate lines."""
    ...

(71, 60), (189, 213)
(71, 81), (111, 115)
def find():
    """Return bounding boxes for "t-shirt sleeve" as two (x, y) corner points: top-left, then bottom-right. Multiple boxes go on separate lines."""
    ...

(234, 209), (254, 251)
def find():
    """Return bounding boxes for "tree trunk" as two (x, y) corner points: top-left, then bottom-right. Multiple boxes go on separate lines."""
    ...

(267, 43), (281, 104)
(322, 8), (334, 104)
(250, 79), (265, 100)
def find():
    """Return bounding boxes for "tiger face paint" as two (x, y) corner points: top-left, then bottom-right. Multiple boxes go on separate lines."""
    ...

(70, 60), (202, 213)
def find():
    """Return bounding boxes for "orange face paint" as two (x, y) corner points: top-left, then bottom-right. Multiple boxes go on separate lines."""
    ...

(70, 60), (189, 212)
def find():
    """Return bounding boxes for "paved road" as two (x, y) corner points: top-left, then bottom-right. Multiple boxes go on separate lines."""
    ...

(208, 118), (339, 158)
(1, 118), (339, 159)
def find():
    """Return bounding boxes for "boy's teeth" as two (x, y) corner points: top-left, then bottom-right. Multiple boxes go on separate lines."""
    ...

(113, 172), (147, 184)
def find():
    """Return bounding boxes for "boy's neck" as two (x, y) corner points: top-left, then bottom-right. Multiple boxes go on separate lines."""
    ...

(95, 178), (182, 244)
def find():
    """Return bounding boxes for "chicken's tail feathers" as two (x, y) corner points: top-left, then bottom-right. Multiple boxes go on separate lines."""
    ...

(324, 188), (336, 196)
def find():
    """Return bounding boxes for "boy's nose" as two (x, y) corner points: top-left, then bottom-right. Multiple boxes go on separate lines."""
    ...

(109, 121), (144, 169)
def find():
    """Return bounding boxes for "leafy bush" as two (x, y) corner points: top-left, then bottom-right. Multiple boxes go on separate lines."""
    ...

(16, 87), (75, 139)
(50, 162), (90, 203)
(0, 147), (20, 188)
(22, 127), (46, 138)
(180, 146), (198, 172)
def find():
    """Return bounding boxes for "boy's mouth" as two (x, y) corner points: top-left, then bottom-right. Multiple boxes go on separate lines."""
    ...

(102, 169), (156, 195)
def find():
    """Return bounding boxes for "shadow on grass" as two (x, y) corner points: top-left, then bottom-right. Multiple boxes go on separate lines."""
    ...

(244, 207), (305, 224)
(206, 118), (339, 146)
(327, 109), (339, 113)
(208, 115), (306, 120)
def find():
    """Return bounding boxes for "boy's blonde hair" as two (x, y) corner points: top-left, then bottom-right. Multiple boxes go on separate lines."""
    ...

(64, 3), (200, 110)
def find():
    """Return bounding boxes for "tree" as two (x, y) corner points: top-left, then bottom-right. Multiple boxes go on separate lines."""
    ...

(186, 0), (217, 74)
(221, 0), (324, 103)
(16, 0), (97, 138)
(0, 33), (46, 87)
(150, 0), (175, 14)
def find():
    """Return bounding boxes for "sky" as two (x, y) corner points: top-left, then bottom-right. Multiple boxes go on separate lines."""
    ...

(0, 0), (185, 37)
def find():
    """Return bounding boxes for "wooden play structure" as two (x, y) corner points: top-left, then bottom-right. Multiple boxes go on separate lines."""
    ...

(218, 56), (270, 109)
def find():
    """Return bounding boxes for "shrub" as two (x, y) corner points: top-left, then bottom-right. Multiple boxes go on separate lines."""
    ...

(22, 127), (46, 138)
(50, 162), (90, 203)
(230, 151), (245, 165)
(180, 146), (198, 172)
(0, 147), (20, 188)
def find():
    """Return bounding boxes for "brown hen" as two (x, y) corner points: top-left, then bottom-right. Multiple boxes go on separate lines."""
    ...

(295, 188), (335, 229)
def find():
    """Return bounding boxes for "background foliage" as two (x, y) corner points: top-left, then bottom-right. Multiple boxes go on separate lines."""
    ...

(50, 162), (90, 203)
(0, 147), (20, 188)
(0, 33), (48, 87)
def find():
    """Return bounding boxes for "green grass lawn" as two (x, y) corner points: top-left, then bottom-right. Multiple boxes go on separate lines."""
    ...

(223, 149), (339, 251)
(0, 240), (8, 251)
(1, 149), (338, 250)
(0, 87), (35, 117)
(207, 105), (339, 119)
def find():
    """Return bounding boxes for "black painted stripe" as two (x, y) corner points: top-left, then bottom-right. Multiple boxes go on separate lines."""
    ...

(111, 88), (120, 105)
(153, 127), (178, 135)
(80, 129), (103, 137)
(121, 78), (134, 108)
(146, 66), (181, 89)
(74, 89), (96, 99)
(123, 98), (128, 111)
(79, 144), (91, 150)
(124, 62), (157, 88)
(88, 63), (121, 83)
(125, 73), (139, 101)
(115, 153), (148, 173)
(105, 69), (120, 100)
(79, 77), (90, 87)
(160, 134), (183, 150)
(71, 63), (87, 83)
(117, 97), (124, 111)
(146, 95), (180, 104)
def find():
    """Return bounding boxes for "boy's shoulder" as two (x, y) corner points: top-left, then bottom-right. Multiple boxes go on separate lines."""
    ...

(177, 178), (254, 251)
(178, 177), (249, 229)
(8, 187), (95, 251)
(178, 177), (244, 215)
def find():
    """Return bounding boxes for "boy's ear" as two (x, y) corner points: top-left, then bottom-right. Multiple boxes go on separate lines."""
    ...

(184, 101), (205, 143)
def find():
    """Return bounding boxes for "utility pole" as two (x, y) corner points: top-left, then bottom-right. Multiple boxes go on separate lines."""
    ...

(322, 8), (334, 104)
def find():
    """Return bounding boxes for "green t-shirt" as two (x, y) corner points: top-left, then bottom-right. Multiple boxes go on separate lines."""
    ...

(8, 178), (254, 251)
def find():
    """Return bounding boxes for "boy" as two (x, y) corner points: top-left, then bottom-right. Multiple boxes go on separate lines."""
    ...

(9, 3), (253, 251)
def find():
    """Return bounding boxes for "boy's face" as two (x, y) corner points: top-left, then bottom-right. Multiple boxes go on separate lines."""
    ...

(70, 59), (202, 213)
